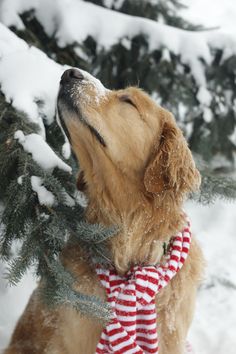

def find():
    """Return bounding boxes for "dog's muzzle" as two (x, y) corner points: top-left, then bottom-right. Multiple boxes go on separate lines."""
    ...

(57, 69), (107, 147)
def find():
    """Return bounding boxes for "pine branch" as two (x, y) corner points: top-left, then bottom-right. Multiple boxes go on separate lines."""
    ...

(74, 222), (118, 243)
(40, 258), (112, 320)
(193, 169), (236, 204)
(0, 92), (115, 319)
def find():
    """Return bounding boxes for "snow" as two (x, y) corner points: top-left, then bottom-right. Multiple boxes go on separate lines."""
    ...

(1, 0), (236, 92)
(103, 0), (125, 9)
(202, 107), (213, 123)
(17, 175), (23, 185)
(182, 0), (236, 35)
(31, 176), (55, 206)
(197, 87), (212, 107)
(79, 69), (108, 101)
(55, 112), (72, 160)
(0, 23), (66, 136)
(161, 48), (171, 63)
(0, 23), (72, 164)
(229, 127), (236, 146)
(0, 0), (38, 30)
(196, 87), (213, 123)
(62, 141), (71, 160)
(14, 130), (71, 173)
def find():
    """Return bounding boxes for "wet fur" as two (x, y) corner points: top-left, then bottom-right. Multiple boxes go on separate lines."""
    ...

(4, 80), (204, 354)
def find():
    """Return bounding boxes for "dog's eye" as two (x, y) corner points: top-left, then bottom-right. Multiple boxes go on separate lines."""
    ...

(119, 95), (137, 109)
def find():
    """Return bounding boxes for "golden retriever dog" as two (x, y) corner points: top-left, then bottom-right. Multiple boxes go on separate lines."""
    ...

(5, 69), (204, 354)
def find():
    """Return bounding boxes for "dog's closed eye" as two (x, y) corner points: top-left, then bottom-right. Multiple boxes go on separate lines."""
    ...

(119, 95), (137, 109)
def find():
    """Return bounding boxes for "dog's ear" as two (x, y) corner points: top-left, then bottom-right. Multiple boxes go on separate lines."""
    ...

(77, 170), (87, 191)
(144, 112), (200, 196)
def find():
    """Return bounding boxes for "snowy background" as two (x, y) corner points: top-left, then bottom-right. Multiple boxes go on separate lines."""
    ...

(0, 0), (236, 353)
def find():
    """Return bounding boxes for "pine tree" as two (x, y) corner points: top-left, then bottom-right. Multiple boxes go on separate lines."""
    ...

(0, 0), (236, 318)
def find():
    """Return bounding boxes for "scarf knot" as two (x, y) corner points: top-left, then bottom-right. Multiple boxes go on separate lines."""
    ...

(96, 218), (191, 354)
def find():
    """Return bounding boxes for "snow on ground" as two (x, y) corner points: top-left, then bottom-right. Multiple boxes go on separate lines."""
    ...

(0, 201), (235, 353)
(187, 201), (236, 354)
(0, 268), (36, 352)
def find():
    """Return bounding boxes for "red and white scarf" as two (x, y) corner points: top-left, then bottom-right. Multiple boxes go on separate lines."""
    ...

(95, 218), (192, 354)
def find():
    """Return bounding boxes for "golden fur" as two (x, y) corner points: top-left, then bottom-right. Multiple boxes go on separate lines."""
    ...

(4, 71), (204, 354)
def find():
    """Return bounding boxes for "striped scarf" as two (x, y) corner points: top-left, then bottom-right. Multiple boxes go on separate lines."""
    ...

(95, 219), (191, 354)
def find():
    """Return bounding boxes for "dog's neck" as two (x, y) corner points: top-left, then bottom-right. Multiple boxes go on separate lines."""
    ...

(84, 183), (184, 274)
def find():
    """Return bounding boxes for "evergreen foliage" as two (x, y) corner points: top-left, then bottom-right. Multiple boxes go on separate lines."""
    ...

(0, 92), (114, 319)
(193, 161), (236, 204)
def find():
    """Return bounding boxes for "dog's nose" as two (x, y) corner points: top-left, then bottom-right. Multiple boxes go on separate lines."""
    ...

(60, 69), (84, 84)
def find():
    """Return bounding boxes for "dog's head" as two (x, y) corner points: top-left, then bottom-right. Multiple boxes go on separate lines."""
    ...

(57, 68), (200, 218)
